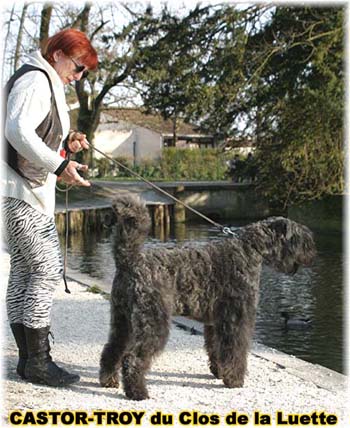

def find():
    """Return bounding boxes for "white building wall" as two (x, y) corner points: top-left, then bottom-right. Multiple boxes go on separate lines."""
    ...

(93, 122), (162, 163)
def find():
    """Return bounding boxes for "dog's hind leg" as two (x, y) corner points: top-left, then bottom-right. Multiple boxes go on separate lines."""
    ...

(99, 309), (130, 389)
(214, 295), (256, 388)
(122, 298), (170, 400)
(204, 325), (221, 379)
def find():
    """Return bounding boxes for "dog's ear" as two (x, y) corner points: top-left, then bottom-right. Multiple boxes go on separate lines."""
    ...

(104, 211), (116, 228)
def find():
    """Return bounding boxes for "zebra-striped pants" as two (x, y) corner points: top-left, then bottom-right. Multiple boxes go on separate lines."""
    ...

(2, 197), (63, 328)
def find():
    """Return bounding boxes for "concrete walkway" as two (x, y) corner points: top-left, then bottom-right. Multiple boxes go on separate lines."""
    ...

(1, 252), (348, 428)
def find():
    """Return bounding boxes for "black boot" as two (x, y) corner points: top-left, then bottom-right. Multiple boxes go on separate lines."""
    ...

(10, 323), (28, 379)
(24, 326), (80, 387)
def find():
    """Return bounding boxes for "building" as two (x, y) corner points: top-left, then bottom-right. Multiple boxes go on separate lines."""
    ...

(219, 137), (255, 157)
(91, 108), (215, 163)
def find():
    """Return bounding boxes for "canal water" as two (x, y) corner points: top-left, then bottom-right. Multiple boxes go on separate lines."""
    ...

(61, 220), (344, 374)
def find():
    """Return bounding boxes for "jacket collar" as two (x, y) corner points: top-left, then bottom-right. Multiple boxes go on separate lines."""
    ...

(25, 50), (64, 91)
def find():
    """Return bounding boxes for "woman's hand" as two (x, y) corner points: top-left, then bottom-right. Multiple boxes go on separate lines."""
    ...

(59, 161), (90, 187)
(67, 131), (89, 153)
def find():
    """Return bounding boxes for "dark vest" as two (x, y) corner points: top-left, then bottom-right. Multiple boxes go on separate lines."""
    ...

(4, 64), (63, 188)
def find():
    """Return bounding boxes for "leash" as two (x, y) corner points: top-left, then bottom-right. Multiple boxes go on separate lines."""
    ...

(57, 143), (237, 294)
(85, 141), (236, 236)
(62, 182), (71, 293)
(56, 153), (73, 294)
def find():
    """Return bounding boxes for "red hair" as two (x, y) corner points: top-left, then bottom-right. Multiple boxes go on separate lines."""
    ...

(42, 28), (98, 70)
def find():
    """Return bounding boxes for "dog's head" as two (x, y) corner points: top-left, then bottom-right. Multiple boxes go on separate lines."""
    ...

(106, 193), (151, 242)
(259, 217), (316, 275)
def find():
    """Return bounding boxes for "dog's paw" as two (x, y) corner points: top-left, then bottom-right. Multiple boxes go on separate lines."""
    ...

(125, 389), (149, 401)
(222, 377), (244, 388)
(209, 363), (222, 379)
(99, 372), (119, 388)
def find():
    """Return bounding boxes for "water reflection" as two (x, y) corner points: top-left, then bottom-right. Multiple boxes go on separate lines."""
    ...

(60, 222), (344, 374)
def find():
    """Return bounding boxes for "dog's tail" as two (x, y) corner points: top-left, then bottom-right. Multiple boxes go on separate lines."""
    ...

(110, 193), (151, 265)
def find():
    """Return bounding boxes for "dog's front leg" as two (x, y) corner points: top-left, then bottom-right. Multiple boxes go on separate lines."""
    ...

(122, 353), (150, 401)
(214, 297), (255, 388)
(99, 311), (130, 389)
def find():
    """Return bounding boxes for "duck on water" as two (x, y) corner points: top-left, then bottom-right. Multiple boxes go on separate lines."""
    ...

(281, 312), (312, 329)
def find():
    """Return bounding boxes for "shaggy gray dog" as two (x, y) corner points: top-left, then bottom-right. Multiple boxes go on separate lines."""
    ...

(99, 194), (316, 400)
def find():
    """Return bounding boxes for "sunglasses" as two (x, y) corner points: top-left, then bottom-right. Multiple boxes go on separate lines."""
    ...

(70, 57), (89, 79)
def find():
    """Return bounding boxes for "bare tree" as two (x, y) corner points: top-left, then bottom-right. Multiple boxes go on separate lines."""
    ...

(14, 3), (29, 71)
(2, 4), (16, 84)
(39, 3), (53, 49)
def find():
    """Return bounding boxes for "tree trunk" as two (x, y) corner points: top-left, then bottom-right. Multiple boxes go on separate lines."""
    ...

(79, 3), (91, 31)
(76, 105), (101, 167)
(2, 4), (15, 84)
(39, 4), (53, 50)
(72, 2), (94, 167)
(172, 114), (178, 147)
(14, 4), (29, 71)
(72, 3), (91, 31)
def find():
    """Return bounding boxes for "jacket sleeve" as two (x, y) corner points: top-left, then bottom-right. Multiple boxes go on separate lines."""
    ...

(5, 71), (66, 174)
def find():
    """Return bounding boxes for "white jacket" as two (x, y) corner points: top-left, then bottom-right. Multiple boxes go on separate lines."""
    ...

(2, 51), (70, 218)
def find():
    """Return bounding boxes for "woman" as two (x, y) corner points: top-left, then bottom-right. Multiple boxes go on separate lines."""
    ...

(2, 28), (98, 387)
